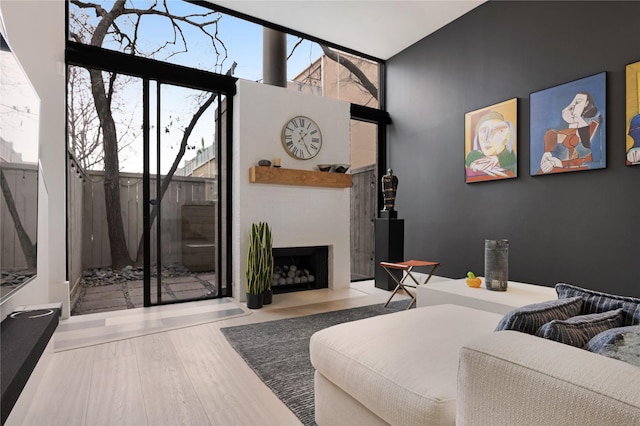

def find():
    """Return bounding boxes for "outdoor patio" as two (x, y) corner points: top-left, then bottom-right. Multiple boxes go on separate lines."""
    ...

(71, 270), (218, 316)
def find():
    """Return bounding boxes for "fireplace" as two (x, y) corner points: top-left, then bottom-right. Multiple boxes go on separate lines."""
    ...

(271, 246), (329, 293)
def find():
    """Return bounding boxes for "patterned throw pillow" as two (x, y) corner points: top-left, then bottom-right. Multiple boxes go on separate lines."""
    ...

(538, 309), (624, 348)
(586, 325), (640, 353)
(495, 296), (583, 335)
(555, 283), (640, 326)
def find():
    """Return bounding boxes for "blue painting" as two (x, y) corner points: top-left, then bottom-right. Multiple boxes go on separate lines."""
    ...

(530, 72), (606, 175)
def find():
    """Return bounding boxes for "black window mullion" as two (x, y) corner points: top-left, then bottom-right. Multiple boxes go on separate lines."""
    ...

(155, 83), (162, 303)
(350, 104), (391, 215)
(225, 95), (234, 298)
(66, 41), (237, 95)
(143, 79), (151, 307)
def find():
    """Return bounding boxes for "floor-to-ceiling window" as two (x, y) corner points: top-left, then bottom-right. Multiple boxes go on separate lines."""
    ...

(66, 0), (236, 313)
(66, 0), (387, 313)
(349, 105), (390, 280)
(66, 49), (236, 312)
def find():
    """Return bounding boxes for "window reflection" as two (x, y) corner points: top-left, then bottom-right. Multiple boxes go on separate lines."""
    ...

(0, 33), (39, 300)
(289, 44), (380, 109)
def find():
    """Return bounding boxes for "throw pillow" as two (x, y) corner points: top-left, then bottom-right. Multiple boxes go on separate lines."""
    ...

(495, 296), (583, 335)
(538, 308), (624, 348)
(586, 325), (640, 353)
(555, 283), (640, 326)
(596, 326), (640, 368)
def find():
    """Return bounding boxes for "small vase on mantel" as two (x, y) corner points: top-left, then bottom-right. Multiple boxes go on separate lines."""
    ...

(484, 239), (509, 291)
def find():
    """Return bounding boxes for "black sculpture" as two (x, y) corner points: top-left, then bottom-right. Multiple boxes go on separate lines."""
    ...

(381, 168), (399, 218)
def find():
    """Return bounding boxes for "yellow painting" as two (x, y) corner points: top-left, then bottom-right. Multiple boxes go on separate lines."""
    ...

(626, 61), (640, 166)
(465, 98), (517, 183)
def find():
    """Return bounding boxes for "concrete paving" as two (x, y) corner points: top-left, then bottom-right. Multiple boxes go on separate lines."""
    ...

(72, 273), (219, 316)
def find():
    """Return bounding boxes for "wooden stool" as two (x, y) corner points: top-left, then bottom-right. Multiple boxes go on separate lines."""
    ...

(380, 260), (440, 309)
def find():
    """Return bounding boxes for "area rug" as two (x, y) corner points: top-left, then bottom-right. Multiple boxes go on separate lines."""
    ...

(220, 299), (412, 426)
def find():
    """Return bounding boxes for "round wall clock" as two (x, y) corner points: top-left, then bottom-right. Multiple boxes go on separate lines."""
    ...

(281, 115), (322, 160)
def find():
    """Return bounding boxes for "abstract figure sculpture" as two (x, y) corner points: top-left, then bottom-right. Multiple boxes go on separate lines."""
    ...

(381, 169), (399, 219)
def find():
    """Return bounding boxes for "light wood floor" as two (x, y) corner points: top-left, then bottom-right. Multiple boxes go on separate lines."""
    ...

(6, 280), (407, 426)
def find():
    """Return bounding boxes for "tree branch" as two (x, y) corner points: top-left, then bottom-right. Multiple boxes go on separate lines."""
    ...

(320, 45), (378, 100)
(134, 61), (237, 263)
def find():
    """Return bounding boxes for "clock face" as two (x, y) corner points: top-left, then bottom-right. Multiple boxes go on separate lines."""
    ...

(281, 116), (322, 160)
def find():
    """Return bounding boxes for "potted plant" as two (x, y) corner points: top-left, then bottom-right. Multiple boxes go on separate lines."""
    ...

(245, 222), (274, 309)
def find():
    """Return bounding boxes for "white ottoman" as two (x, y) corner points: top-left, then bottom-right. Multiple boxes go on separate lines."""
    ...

(310, 304), (503, 426)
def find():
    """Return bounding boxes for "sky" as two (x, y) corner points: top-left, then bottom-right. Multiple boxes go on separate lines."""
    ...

(68, 0), (324, 173)
(0, 46), (39, 164)
(93, 1), (322, 81)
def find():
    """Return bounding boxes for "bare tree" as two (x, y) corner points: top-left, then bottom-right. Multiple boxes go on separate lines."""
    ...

(288, 39), (379, 102)
(0, 169), (36, 270)
(67, 66), (140, 170)
(319, 45), (378, 101)
(68, 0), (378, 272)
(69, 0), (227, 269)
(68, 67), (102, 169)
(133, 61), (236, 263)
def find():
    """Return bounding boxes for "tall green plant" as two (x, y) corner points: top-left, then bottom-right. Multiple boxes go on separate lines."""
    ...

(245, 222), (274, 295)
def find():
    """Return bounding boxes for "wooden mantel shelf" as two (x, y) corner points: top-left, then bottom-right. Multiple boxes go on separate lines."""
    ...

(249, 166), (352, 188)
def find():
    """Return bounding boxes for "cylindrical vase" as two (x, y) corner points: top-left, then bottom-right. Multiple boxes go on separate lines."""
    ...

(484, 239), (509, 291)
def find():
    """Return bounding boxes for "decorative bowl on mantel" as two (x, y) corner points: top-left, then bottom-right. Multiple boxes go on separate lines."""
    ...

(317, 164), (332, 172)
(331, 164), (350, 173)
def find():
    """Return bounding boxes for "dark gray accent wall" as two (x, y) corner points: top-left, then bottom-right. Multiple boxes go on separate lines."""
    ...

(386, 1), (640, 296)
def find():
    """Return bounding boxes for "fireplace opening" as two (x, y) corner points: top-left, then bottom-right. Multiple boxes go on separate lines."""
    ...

(271, 246), (328, 294)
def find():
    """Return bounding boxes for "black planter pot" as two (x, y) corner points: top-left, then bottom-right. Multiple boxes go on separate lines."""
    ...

(246, 293), (263, 309)
(263, 288), (272, 305)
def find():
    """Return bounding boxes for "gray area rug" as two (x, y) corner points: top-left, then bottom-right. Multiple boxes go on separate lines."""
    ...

(220, 299), (412, 426)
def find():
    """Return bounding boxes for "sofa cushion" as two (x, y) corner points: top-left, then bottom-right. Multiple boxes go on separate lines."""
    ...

(457, 331), (640, 425)
(494, 296), (582, 335)
(310, 304), (502, 426)
(555, 283), (640, 326)
(538, 308), (624, 348)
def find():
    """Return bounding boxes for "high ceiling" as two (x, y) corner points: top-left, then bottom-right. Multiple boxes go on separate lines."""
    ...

(210, 1), (486, 60)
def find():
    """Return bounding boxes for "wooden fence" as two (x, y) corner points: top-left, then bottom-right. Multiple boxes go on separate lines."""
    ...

(350, 164), (376, 280)
(0, 163), (38, 271)
(7, 161), (374, 290)
(69, 170), (214, 272)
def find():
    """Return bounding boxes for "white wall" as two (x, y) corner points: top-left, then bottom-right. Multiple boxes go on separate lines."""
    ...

(232, 80), (351, 301)
(0, 1), (67, 320)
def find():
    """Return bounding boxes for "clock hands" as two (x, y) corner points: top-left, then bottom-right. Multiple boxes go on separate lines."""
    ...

(298, 129), (313, 156)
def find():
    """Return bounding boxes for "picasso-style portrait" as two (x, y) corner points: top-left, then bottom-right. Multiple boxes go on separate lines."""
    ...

(464, 98), (517, 183)
(626, 61), (640, 166)
(530, 73), (606, 175)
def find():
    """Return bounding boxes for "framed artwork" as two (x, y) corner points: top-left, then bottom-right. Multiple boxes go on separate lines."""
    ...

(530, 72), (606, 175)
(626, 60), (640, 166)
(464, 98), (517, 183)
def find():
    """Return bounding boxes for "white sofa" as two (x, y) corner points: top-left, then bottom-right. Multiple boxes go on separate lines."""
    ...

(310, 304), (502, 425)
(310, 303), (640, 426)
(457, 330), (640, 426)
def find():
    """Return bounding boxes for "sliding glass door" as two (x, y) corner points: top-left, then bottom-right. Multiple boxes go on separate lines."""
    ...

(145, 81), (225, 305)
(67, 43), (235, 313)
